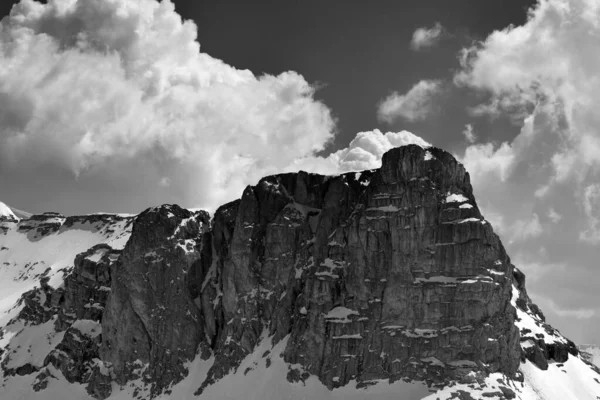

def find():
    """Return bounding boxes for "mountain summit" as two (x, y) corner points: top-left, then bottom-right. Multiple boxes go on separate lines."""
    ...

(0, 145), (598, 399)
(0, 201), (32, 221)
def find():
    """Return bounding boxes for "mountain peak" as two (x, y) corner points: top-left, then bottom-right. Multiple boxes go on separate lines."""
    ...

(0, 145), (598, 399)
(0, 200), (32, 221)
(0, 201), (18, 221)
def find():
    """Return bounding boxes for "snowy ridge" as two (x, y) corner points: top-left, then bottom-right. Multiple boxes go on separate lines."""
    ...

(427, 356), (600, 400)
(0, 198), (599, 398)
(0, 202), (18, 221)
(0, 211), (134, 387)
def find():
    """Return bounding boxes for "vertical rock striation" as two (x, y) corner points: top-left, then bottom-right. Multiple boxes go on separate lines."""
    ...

(100, 205), (211, 392)
(5, 144), (587, 399)
(201, 145), (520, 390)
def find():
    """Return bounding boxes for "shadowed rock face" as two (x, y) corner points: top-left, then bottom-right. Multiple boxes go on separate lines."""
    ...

(284, 146), (520, 386)
(100, 205), (211, 391)
(201, 145), (520, 389)
(55, 244), (120, 331)
(6, 144), (583, 399)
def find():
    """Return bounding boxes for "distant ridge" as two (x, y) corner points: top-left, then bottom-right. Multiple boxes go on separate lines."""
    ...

(8, 205), (32, 220)
(0, 145), (599, 399)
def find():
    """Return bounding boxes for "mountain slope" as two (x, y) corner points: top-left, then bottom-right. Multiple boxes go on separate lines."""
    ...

(0, 212), (134, 392)
(0, 201), (32, 221)
(0, 145), (598, 399)
(0, 201), (18, 221)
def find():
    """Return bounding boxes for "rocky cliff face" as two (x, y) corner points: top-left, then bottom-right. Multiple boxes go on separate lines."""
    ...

(0, 145), (594, 400)
(100, 205), (211, 394)
(197, 145), (521, 393)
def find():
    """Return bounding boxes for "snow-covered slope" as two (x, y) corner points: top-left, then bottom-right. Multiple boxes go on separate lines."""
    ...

(0, 196), (598, 398)
(1, 331), (597, 400)
(0, 210), (134, 397)
(0, 213), (133, 325)
(0, 201), (18, 221)
(0, 213), (596, 400)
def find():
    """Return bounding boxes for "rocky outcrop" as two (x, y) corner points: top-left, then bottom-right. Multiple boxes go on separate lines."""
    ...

(43, 322), (102, 382)
(0, 212), (133, 391)
(198, 145), (520, 391)
(0, 274), (63, 377)
(17, 212), (65, 239)
(14, 275), (63, 327)
(512, 268), (578, 370)
(3, 144), (589, 399)
(100, 205), (211, 395)
(55, 244), (120, 330)
(284, 146), (520, 387)
(30, 244), (121, 391)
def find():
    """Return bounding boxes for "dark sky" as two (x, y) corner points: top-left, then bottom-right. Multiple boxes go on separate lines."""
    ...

(0, 0), (535, 157)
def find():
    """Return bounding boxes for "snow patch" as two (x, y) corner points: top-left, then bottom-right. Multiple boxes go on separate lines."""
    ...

(332, 334), (363, 340)
(424, 151), (435, 161)
(86, 248), (109, 263)
(71, 319), (102, 338)
(445, 193), (469, 203)
(365, 205), (399, 212)
(324, 307), (359, 323)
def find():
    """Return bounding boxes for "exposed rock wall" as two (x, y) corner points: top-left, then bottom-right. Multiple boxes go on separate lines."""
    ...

(512, 268), (578, 370)
(201, 145), (520, 390)
(100, 205), (211, 392)
(3, 144), (584, 399)
(285, 146), (520, 387)
(55, 244), (120, 330)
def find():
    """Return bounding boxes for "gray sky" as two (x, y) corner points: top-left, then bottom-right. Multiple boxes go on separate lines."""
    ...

(0, 0), (599, 344)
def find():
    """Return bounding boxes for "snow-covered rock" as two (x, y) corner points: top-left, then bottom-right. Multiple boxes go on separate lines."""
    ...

(0, 201), (18, 221)
(0, 145), (599, 400)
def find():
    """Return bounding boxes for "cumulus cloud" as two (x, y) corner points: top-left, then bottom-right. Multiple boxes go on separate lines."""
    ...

(511, 213), (543, 242)
(580, 183), (600, 244)
(456, 0), (600, 190)
(0, 0), (433, 213)
(455, 0), (600, 342)
(0, 0), (339, 210)
(548, 207), (562, 223)
(461, 140), (515, 185)
(477, 208), (543, 245)
(550, 302), (596, 320)
(512, 255), (600, 324)
(291, 129), (431, 174)
(457, 0), (600, 243)
(377, 80), (442, 124)
(462, 123), (476, 143)
(410, 22), (443, 50)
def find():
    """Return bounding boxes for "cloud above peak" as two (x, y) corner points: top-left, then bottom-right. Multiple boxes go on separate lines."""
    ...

(0, 0), (339, 210)
(457, 0), (600, 242)
(455, 0), (600, 342)
(410, 22), (444, 50)
(292, 129), (431, 174)
(377, 79), (442, 124)
(0, 0), (433, 213)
